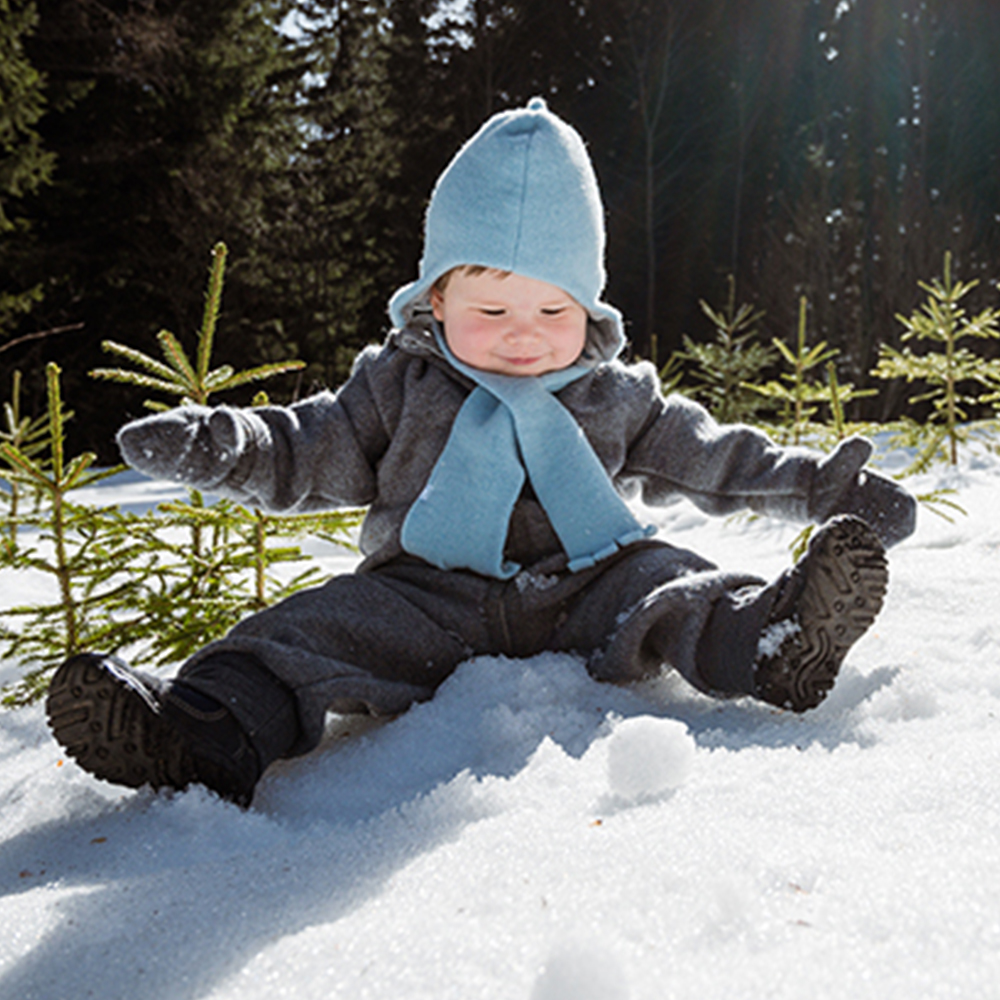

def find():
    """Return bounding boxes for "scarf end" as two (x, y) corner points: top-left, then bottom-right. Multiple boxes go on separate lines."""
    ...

(566, 524), (657, 573)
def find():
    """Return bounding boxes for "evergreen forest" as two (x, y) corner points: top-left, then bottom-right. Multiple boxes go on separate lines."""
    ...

(3, 0), (1000, 461)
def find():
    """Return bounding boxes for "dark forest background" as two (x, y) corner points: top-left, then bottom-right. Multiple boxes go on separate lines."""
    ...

(3, 0), (1000, 461)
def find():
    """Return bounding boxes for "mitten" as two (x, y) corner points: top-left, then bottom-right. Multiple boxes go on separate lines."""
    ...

(827, 469), (917, 548)
(808, 436), (916, 547)
(116, 406), (246, 488)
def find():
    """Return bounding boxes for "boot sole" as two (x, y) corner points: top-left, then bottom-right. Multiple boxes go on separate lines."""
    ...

(46, 653), (196, 792)
(758, 516), (888, 711)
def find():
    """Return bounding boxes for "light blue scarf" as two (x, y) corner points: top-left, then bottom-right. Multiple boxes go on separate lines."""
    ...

(401, 332), (653, 579)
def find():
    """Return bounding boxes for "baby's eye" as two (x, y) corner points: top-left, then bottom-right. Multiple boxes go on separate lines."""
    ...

(541, 307), (567, 316)
(479, 308), (506, 317)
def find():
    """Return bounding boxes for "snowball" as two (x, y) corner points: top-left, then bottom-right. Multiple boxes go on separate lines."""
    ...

(605, 716), (695, 802)
(531, 940), (631, 1000)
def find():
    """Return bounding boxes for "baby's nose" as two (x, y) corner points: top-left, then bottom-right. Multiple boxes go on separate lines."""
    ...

(505, 317), (538, 340)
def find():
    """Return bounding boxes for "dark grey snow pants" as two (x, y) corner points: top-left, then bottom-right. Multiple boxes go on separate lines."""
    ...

(178, 540), (775, 768)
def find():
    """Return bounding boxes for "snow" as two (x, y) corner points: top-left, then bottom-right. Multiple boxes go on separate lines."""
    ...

(2, 453), (1000, 999)
(757, 617), (802, 659)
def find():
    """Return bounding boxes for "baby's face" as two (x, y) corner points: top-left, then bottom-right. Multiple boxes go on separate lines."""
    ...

(431, 270), (587, 377)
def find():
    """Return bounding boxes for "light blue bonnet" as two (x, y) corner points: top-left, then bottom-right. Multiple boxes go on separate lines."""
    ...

(388, 97), (624, 362)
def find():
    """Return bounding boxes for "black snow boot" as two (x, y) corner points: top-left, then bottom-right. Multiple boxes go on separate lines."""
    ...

(46, 653), (261, 807)
(753, 515), (889, 712)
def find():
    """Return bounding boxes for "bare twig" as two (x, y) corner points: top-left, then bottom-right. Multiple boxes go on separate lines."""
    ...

(0, 323), (84, 355)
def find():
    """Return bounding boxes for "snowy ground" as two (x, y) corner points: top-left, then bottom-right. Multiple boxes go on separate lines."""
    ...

(2, 451), (1000, 1000)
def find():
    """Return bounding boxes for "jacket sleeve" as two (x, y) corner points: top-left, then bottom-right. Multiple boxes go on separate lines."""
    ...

(620, 371), (871, 524)
(114, 345), (394, 513)
(208, 345), (397, 512)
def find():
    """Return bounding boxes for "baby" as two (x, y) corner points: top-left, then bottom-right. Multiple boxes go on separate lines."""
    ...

(46, 99), (915, 807)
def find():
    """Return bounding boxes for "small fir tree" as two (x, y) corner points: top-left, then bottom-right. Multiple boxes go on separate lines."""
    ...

(0, 243), (361, 706)
(748, 296), (872, 445)
(0, 363), (136, 703)
(676, 276), (777, 424)
(872, 251), (1000, 471)
(91, 243), (305, 409)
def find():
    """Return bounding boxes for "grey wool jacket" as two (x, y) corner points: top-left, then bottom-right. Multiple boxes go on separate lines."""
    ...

(117, 318), (873, 577)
